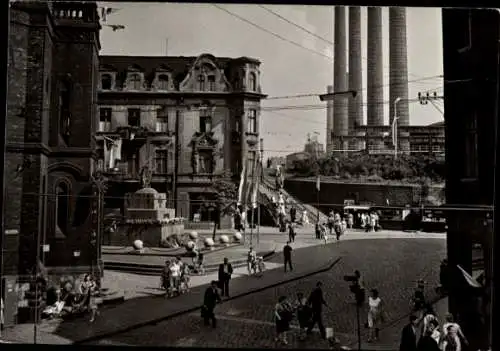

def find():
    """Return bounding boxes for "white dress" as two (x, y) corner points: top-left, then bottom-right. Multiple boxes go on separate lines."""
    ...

(442, 322), (463, 351)
(367, 297), (381, 328)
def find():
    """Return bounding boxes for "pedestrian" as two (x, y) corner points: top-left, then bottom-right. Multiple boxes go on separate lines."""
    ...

(417, 319), (441, 351)
(420, 304), (438, 338)
(302, 210), (309, 225)
(283, 241), (293, 272)
(247, 246), (257, 275)
(295, 292), (311, 340)
(290, 206), (297, 223)
(161, 260), (171, 294)
(442, 313), (468, 350)
(400, 315), (419, 351)
(217, 257), (233, 298)
(288, 222), (296, 243)
(180, 262), (191, 294)
(306, 281), (327, 339)
(367, 288), (384, 342)
(441, 325), (459, 351)
(169, 258), (182, 295)
(274, 296), (292, 345)
(87, 276), (100, 323)
(347, 212), (354, 229)
(79, 274), (99, 322)
(202, 281), (222, 328)
(327, 211), (335, 235)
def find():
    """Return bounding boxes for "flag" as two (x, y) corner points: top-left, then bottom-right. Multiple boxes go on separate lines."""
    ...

(237, 162), (248, 206)
(250, 157), (260, 209)
(457, 265), (482, 288)
(316, 175), (320, 192)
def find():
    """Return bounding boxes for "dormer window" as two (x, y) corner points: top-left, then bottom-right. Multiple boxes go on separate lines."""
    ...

(197, 75), (205, 91)
(128, 73), (142, 90)
(101, 74), (113, 90)
(249, 72), (257, 91)
(157, 74), (169, 90)
(207, 75), (216, 91)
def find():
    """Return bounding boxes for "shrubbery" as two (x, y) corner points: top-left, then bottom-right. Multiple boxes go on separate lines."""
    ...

(290, 153), (445, 183)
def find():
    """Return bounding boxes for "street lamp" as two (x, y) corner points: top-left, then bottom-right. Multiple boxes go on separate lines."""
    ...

(392, 97), (402, 160)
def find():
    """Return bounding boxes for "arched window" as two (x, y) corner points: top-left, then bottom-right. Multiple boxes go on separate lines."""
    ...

(101, 74), (112, 90)
(197, 75), (205, 91)
(157, 74), (169, 90)
(129, 73), (142, 90)
(249, 72), (257, 91)
(56, 182), (70, 235)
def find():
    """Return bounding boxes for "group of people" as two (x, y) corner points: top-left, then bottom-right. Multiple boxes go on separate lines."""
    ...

(160, 257), (191, 298)
(274, 282), (329, 345)
(400, 279), (468, 351)
(360, 211), (381, 232)
(401, 307), (468, 351)
(42, 273), (100, 323)
(246, 246), (266, 276)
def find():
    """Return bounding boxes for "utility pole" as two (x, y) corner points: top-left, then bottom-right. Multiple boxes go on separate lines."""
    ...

(173, 100), (183, 216)
(258, 138), (263, 246)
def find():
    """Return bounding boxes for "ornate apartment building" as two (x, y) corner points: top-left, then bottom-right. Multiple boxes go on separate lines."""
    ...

(96, 54), (266, 222)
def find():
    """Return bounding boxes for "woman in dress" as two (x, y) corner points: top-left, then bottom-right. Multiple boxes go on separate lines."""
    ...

(79, 274), (99, 322)
(442, 313), (467, 351)
(274, 296), (292, 345)
(367, 288), (383, 342)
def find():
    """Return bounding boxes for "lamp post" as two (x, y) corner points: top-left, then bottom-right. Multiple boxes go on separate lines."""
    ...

(257, 138), (264, 246)
(392, 97), (402, 160)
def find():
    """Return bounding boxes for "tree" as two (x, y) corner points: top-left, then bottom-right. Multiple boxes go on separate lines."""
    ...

(203, 171), (238, 240)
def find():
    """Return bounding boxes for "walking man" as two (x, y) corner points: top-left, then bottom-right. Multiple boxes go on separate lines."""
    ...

(202, 280), (222, 328)
(399, 315), (418, 351)
(290, 206), (297, 223)
(283, 241), (293, 272)
(218, 257), (233, 298)
(307, 281), (327, 339)
(288, 222), (296, 243)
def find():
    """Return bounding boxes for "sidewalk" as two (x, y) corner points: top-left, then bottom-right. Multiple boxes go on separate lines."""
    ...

(2, 243), (340, 345)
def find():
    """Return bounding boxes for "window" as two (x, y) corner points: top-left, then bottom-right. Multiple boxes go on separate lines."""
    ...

(198, 150), (213, 173)
(128, 109), (141, 127)
(157, 74), (169, 90)
(249, 72), (257, 91)
(99, 108), (112, 132)
(197, 75), (205, 91)
(207, 75), (216, 91)
(59, 80), (71, 143)
(101, 74), (112, 90)
(55, 182), (69, 236)
(156, 116), (169, 132)
(155, 149), (168, 174)
(128, 73), (142, 90)
(200, 110), (212, 133)
(247, 109), (257, 134)
(235, 119), (240, 133)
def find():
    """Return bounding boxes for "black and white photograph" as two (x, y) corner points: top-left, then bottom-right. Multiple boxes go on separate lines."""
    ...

(0, 1), (496, 350)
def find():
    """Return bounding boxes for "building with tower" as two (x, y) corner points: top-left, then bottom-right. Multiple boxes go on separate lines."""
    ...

(96, 54), (266, 225)
(3, 1), (102, 324)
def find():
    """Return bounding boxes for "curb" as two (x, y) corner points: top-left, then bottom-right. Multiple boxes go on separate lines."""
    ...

(74, 256), (342, 345)
(102, 249), (276, 276)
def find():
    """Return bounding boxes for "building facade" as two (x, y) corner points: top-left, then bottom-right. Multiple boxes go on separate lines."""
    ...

(3, 2), (101, 324)
(442, 9), (498, 350)
(96, 54), (266, 223)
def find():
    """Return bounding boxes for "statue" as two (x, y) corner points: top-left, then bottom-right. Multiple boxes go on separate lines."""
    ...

(139, 166), (152, 188)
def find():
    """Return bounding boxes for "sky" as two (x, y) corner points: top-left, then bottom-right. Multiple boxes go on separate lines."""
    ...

(99, 3), (444, 158)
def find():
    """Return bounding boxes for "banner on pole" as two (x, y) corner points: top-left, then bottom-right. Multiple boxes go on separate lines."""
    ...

(316, 175), (320, 192)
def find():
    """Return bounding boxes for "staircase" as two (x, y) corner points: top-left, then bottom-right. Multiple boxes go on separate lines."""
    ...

(259, 170), (329, 225)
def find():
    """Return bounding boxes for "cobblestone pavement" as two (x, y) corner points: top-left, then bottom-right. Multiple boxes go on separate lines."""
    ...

(87, 238), (446, 349)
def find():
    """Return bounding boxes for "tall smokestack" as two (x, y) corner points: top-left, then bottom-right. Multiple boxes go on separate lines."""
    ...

(348, 6), (364, 151)
(333, 6), (348, 153)
(389, 7), (410, 152)
(367, 7), (384, 151)
(326, 85), (334, 154)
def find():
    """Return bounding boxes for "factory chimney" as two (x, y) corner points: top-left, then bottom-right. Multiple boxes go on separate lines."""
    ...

(366, 7), (384, 152)
(333, 6), (348, 153)
(348, 6), (364, 151)
(389, 7), (410, 152)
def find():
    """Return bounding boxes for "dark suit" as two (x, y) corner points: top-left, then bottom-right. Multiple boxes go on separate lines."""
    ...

(203, 286), (221, 327)
(306, 287), (327, 338)
(400, 323), (418, 351)
(417, 335), (440, 351)
(218, 263), (233, 297)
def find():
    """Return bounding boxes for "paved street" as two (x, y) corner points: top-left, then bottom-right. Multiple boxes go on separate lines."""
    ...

(85, 237), (446, 349)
